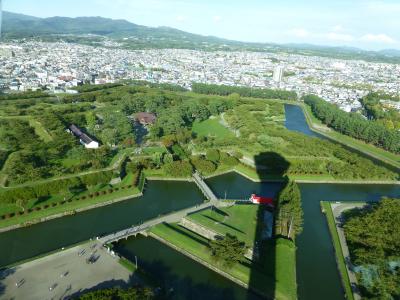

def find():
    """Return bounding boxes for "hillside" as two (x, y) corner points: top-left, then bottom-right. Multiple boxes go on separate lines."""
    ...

(2, 11), (400, 63)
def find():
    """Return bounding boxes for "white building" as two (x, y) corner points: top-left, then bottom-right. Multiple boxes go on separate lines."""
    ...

(273, 66), (284, 82)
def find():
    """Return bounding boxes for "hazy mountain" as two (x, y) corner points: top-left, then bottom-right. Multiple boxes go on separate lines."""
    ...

(2, 11), (400, 63)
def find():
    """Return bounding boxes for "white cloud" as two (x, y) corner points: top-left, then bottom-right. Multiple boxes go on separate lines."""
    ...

(176, 15), (186, 22)
(360, 33), (396, 44)
(332, 25), (344, 32)
(288, 28), (310, 38)
(213, 16), (222, 23)
(326, 32), (354, 42)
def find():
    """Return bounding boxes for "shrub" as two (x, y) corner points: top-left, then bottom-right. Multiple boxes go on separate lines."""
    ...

(190, 156), (217, 174)
(164, 161), (193, 177)
(220, 153), (239, 167)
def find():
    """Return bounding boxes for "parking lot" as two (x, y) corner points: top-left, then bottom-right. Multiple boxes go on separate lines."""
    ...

(0, 241), (131, 300)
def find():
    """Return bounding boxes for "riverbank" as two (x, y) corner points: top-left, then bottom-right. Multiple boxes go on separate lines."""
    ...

(1, 164), (399, 234)
(0, 190), (142, 233)
(149, 222), (297, 300)
(299, 102), (400, 171)
(231, 164), (400, 185)
(321, 202), (355, 300)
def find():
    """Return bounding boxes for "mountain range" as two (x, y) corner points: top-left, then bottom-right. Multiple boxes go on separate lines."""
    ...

(2, 11), (400, 63)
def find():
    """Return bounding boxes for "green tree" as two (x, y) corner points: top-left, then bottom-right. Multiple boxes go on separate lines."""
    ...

(209, 234), (247, 268)
(276, 181), (303, 239)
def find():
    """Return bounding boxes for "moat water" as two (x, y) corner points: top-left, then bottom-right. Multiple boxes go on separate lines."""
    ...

(0, 104), (399, 299)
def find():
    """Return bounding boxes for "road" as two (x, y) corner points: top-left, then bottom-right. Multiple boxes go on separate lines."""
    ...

(0, 241), (131, 300)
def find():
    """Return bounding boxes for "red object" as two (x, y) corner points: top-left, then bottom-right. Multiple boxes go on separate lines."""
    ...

(250, 194), (274, 207)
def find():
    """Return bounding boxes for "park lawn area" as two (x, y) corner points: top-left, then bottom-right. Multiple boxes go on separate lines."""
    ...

(321, 201), (354, 300)
(142, 146), (168, 155)
(28, 118), (53, 142)
(187, 204), (259, 247)
(61, 158), (82, 168)
(150, 223), (296, 300)
(192, 118), (235, 139)
(233, 164), (284, 182)
(0, 185), (141, 229)
(302, 104), (400, 169)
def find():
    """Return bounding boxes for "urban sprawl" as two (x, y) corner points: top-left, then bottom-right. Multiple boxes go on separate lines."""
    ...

(1, 40), (400, 112)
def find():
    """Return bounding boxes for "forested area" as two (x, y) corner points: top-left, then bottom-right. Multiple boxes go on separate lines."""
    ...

(275, 181), (303, 240)
(0, 84), (398, 225)
(0, 90), (51, 101)
(192, 83), (298, 101)
(304, 94), (400, 154)
(0, 116), (113, 184)
(78, 286), (154, 300)
(221, 99), (398, 180)
(344, 199), (400, 299)
(360, 92), (400, 130)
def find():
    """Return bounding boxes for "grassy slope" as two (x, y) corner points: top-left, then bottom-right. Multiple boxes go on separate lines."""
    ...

(28, 118), (53, 142)
(150, 223), (296, 300)
(192, 118), (235, 139)
(321, 201), (354, 300)
(187, 205), (258, 246)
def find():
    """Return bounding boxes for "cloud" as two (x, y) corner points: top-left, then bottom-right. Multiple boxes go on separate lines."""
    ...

(213, 16), (222, 23)
(360, 33), (396, 44)
(176, 15), (186, 22)
(326, 32), (354, 42)
(332, 25), (344, 32)
(288, 28), (310, 38)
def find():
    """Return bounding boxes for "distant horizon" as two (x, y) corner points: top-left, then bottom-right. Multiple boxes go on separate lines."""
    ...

(3, 0), (400, 51)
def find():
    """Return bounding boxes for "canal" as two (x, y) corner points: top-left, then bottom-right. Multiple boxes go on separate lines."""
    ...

(0, 181), (204, 267)
(0, 103), (398, 299)
(284, 104), (324, 139)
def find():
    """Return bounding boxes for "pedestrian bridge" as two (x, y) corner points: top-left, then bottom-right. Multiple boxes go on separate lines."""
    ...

(99, 173), (234, 245)
(99, 200), (225, 244)
(192, 172), (218, 201)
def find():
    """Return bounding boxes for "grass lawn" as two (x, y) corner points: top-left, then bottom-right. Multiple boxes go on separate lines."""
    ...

(142, 146), (168, 155)
(321, 201), (354, 300)
(187, 205), (259, 247)
(150, 223), (296, 300)
(192, 118), (235, 139)
(233, 164), (284, 182)
(61, 158), (82, 168)
(28, 118), (53, 142)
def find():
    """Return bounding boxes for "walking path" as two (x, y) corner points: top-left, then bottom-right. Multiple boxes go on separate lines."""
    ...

(192, 172), (218, 201)
(331, 202), (366, 300)
(100, 200), (222, 244)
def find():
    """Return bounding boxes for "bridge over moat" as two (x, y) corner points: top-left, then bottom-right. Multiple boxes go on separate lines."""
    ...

(100, 173), (229, 244)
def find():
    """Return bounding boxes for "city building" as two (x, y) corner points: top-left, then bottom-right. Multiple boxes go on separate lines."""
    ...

(273, 66), (284, 82)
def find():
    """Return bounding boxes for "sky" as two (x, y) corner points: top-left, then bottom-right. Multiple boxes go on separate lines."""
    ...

(4, 0), (400, 50)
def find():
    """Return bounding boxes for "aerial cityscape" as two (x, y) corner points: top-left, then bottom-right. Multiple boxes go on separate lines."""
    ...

(0, 1), (399, 300)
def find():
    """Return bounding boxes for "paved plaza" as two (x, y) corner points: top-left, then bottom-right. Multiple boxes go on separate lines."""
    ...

(0, 241), (131, 300)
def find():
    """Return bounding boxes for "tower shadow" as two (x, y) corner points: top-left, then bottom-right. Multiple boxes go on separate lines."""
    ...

(247, 152), (290, 299)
